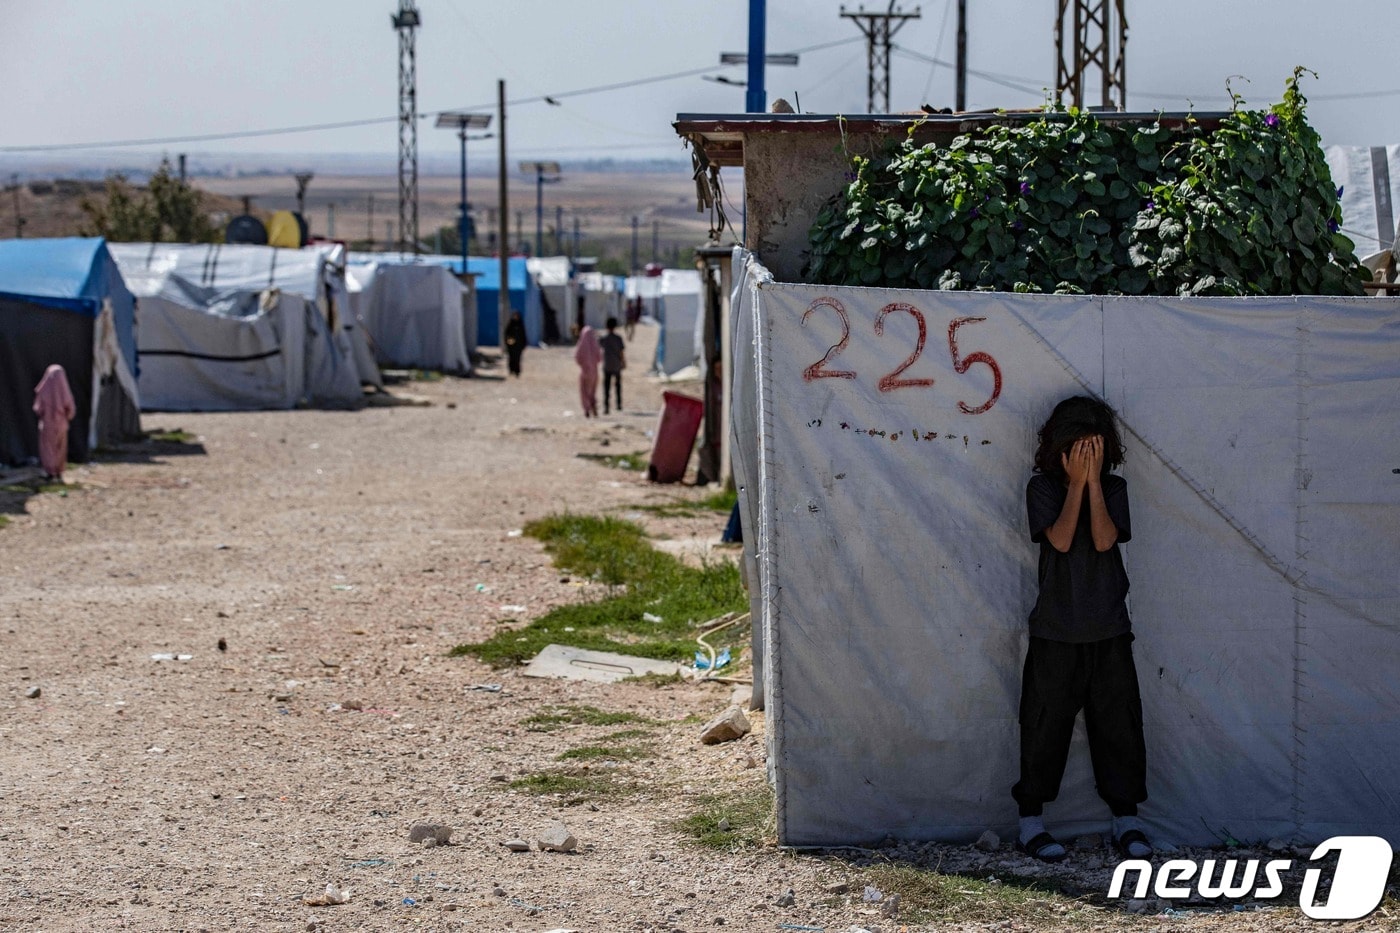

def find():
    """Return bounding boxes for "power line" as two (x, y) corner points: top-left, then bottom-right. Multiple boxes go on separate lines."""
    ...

(1, 37), (864, 155)
(891, 45), (1045, 97)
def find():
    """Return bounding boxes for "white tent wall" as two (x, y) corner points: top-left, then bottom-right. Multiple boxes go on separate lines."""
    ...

(134, 288), (305, 411)
(1326, 146), (1400, 263)
(111, 243), (366, 406)
(527, 256), (571, 343)
(460, 274), (479, 358)
(578, 272), (624, 331)
(344, 262), (471, 374)
(733, 252), (1400, 848)
(654, 269), (702, 377)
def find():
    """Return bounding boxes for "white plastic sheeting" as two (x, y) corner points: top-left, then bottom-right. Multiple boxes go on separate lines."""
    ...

(528, 256), (572, 343)
(577, 272), (624, 331)
(1326, 146), (1400, 262)
(653, 269), (702, 377)
(344, 260), (472, 374)
(731, 252), (1400, 848)
(112, 244), (363, 411)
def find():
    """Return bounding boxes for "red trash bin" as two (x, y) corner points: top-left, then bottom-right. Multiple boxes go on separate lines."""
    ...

(648, 391), (704, 483)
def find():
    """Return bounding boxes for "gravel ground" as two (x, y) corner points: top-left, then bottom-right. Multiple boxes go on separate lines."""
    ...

(0, 324), (1389, 932)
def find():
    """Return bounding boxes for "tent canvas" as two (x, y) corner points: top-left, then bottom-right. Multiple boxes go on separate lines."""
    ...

(653, 268), (701, 377)
(466, 257), (542, 348)
(731, 251), (1400, 848)
(344, 259), (472, 374)
(1326, 145), (1400, 263)
(0, 237), (141, 465)
(576, 271), (624, 332)
(111, 243), (362, 411)
(527, 256), (571, 344)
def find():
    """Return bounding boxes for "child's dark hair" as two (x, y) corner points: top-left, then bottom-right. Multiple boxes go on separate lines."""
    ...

(1033, 395), (1124, 478)
(606, 316), (618, 330)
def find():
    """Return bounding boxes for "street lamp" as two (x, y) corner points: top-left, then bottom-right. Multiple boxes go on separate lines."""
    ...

(435, 111), (493, 272)
(518, 161), (561, 258)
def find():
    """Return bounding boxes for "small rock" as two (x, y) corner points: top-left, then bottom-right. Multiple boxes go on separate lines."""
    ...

(975, 830), (1000, 852)
(716, 818), (731, 832)
(341, 698), (364, 711)
(824, 881), (850, 895)
(408, 823), (453, 845)
(501, 839), (530, 852)
(881, 893), (901, 918)
(492, 886), (506, 897)
(771, 97), (795, 113)
(1127, 898), (1149, 914)
(537, 821), (577, 852)
(1266, 837), (1289, 852)
(1074, 833), (1102, 850)
(422, 837), (438, 849)
(699, 706), (752, 745)
(489, 774), (508, 783)
(742, 755), (757, 769)
(24, 686), (41, 699)
(774, 888), (795, 907)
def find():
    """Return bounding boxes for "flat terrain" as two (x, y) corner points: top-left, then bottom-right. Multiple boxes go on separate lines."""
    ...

(0, 326), (1386, 931)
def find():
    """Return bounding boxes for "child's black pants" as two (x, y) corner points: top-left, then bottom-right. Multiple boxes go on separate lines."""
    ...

(1012, 632), (1147, 817)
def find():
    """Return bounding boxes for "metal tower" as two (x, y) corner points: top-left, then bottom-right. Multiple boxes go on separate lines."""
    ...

(393, 1), (421, 253)
(1055, 0), (1127, 110)
(840, 3), (921, 113)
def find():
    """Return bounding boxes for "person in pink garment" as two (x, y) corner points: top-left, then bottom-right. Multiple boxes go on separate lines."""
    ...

(33, 364), (76, 480)
(573, 323), (601, 418)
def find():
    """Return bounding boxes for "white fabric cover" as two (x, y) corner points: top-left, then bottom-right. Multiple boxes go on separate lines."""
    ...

(344, 261), (471, 374)
(528, 256), (572, 342)
(112, 244), (362, 410)
(577, 272), (624, 331)
(655, 269), (701, 377)
(1326, 145), (1400, 261)
(732, 252), (1400, 848)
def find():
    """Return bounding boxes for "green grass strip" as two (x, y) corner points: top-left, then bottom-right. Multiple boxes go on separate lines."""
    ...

(452, 513), (746, 668)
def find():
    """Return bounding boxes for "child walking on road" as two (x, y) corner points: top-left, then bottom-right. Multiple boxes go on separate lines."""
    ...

(1013, 395), (1153, 863)
(599, 316), (625, 415)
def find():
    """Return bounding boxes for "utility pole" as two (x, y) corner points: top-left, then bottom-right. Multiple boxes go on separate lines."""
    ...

(178, 154), (187, 183)
(746, 0), (767, 113)
(294, 172), (314, 217)
(9, 174), (24, 238)
(1055, 0), (1128, 110)
(497, 78), (509, 347)
(393, 1), (421, 253)
(840, 2), (921, 112)
(630, 215), (639, 275)
(956, 0), (967, 111)
(572, 215), (581, 261)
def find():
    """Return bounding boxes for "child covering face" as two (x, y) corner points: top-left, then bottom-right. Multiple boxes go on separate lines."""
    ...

(1013, 395), (1153, 863)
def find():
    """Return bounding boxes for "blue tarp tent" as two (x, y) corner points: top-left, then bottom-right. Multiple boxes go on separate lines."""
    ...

(0, 237), (141, 465)
(464, 257), (541, 348)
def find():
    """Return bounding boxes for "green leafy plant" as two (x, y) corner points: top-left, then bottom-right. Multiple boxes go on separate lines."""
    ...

(807, 69), (1367, 297)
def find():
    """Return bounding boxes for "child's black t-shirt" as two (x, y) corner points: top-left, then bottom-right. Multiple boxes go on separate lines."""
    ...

(1025, 472), (1132, 643)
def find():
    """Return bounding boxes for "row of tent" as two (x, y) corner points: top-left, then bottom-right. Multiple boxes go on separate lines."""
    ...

(0, 236), (707, 468)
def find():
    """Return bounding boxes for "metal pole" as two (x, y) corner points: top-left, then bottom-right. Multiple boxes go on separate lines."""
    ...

(745, 0), (766, 113)
(535, 167), (544, 258)
(631, 215), (639, 275)
(498, 79), (510, 347)
(459, 126), (468, 272)
(956, 0), (967, 111)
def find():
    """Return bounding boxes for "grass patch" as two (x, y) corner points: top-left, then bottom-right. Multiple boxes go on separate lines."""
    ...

(699, 487), (738, 513)
(0, 515), (8, 530)
(521, 704), (654, 733)
(676, 783), (775, 850)
(451, 513), (746, 667)
(411, 369), (444, 382)
(508, 769), (636, 805)
(146, 429), (196, 443)
(858, 863), (1104, 926)
(577, 449), (648, 471)
(558, 744), (652, 762)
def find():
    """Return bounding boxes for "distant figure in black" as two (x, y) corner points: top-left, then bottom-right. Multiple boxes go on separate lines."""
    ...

(1012, 395), (1153, 864)
(503, 311), (527, 378)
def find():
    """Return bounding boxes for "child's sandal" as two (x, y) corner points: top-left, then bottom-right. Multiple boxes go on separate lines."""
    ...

(1114, 829), (1153, 858)
(1016, 831), (1067, 863)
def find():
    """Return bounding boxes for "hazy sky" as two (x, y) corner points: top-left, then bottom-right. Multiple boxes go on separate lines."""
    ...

(1, 0), (1394, 170)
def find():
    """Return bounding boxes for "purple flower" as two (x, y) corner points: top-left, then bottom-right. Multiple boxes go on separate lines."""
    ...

(1019, 181), (1031, 195)
(1337, 185), (1345, 199)
(1328, 218), (1340, 233)
(1012, 220), (1025, 231)
(1144, 200), (1155, 213)
(970, 206), (981, 218)
(1265, 113), (1280, 128)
